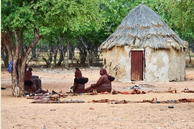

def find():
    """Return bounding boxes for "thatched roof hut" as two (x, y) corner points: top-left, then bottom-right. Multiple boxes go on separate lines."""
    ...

(100, 3), (188, 82)
(100, 2), (187, 50)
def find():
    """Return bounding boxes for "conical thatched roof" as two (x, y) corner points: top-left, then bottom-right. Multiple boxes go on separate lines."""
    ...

(100, 3), (188, 50)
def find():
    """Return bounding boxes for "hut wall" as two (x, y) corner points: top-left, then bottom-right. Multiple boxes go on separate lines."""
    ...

(168, 48), (186, 81)
(144, 47), (186, 82)
(102, 46), (131, 82)
(102, 46), (186, 82)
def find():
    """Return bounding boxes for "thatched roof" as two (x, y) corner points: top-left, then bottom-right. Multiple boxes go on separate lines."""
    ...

(100, 3), (188, 50)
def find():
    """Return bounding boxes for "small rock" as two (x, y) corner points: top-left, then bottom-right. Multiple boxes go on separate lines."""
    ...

(168, 106), (174, 108)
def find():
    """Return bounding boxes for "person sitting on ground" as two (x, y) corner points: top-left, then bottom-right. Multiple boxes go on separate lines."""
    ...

(70, 68), (88, 93)
(85, 68), (112, 93)
(25, 64), (42, 90)
(24, 68), (48, 94)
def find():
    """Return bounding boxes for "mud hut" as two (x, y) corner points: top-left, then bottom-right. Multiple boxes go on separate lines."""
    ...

(100, 2), (188, 82)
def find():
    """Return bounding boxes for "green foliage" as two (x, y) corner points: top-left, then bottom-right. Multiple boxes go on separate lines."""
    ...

(155, 0), (194, 42)
(1, 0), (35, 30)
(35, 0), (102, 33)
(2, 0), (193, 54)
(1, 0), (102, 33)
(169, 0), (194, 31)
(98, 0), (141, 33)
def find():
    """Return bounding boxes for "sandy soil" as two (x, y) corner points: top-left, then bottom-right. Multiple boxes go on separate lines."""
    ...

(1, 67), (194, 129)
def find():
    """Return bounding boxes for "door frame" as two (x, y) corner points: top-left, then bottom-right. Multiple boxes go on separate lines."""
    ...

(130, 49), (145, 81)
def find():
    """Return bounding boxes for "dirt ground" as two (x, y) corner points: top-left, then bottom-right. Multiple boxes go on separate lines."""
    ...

(1, 67), (194, 129)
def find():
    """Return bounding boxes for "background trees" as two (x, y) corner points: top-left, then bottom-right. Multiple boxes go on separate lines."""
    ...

(164, 0), (194, 62)
(1, 0), (102, 96)
(1, 0), (194, 97)
(149, 0), (194, 62)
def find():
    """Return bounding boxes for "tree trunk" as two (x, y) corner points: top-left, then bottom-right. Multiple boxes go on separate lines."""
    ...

(12, 30), (20, 97)
(10, 28), (43, 97)
(3, 30), (14, 91)
(89, 51), (94, 66)
(69, 45), (74, 60)
(7, 27), (16, 54)
(66, 44), (69, 69)
(62, 49), (66, 69)
(53, 38), (61, 67)
(2, 31), (13, 63)
(57, 50), (63, 66)
(188, 47), (192, 63)
(42, 46), (53, 68)
(69, 45), (75, 66)
(29, 48), (37, 62)
(79, 36), (90, 67)
(1, 48), (9, 68)
(42, 56), (52, 68)
(79, 49), (87, 66)
(57, 45), (68, 68)
(53, 48), (58, 67)
(20, 31), (24, 61)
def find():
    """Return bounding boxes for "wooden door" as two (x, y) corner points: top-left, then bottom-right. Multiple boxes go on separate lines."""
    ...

(131, 51), (144, 81)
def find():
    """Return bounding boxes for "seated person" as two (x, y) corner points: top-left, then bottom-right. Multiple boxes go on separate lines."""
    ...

(24, 68), (48, 94)
(85, 68), (112, 93)
(25, 64), (42, 90)
(70, 68), (88, 93)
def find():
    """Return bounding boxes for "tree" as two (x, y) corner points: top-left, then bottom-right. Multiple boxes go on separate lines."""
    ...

(71, 0), (142, 67)
(1, 0), (102, 97)
(168, 0), (194, 63)
(152, 0), (194, 62)
(1, 0), (44, 97)
(99, 0), (141, 34)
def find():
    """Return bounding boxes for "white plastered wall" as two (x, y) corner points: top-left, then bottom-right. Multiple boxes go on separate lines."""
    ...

(144, 47), (169, 82)
(102, 46), (131, 82)
(144, 47), (186, 82)
(168, 48), (186, 81)
(103, 46), (186, 82)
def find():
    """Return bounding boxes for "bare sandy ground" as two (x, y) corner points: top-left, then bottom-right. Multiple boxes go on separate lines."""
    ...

(1, 67), (194, 129)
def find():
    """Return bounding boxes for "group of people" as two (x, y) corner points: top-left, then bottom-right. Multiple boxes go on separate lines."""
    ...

(24, 66), (113, 95)
(71, 68), (112, 93)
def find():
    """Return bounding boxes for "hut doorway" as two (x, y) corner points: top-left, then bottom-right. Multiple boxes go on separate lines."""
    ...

(131, 50), (144, 81)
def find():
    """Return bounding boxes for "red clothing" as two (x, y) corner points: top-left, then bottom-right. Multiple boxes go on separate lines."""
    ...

(24, 70), (32, 81)
(85, 68), (112, 93)
(74, 89), (85, 93)
(72, 69), (86, 93)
